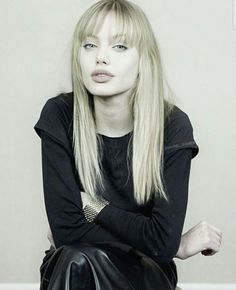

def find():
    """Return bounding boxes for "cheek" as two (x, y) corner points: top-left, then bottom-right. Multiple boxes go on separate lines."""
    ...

(79, 52), (93, 77)
(80, 66), (92, 87)
(122, 59), (139, 84)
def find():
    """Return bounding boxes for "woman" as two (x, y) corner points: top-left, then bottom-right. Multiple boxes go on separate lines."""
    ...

(34, 0), (222, 289)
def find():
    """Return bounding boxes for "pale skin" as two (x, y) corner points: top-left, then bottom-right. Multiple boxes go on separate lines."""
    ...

(79, 12), (137, 137)
(47, 13), (223, 258)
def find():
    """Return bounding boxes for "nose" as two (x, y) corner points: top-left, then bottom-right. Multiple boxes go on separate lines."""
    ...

(96, 47), (110, 65)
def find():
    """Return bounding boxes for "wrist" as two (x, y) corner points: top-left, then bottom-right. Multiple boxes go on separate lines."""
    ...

(84, 197), (109, 222)
(91, 197), (109, 212)
(175, 238), (186, 260)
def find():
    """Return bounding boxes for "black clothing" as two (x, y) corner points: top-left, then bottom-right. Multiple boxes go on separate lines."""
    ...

(34, 92), (199, 289)
(40, 243), (178, 290)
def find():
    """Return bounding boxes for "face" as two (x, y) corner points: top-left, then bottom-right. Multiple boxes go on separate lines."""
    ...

(79, 12), (139, 99)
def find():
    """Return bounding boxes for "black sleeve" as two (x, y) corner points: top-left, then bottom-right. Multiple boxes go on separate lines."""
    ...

(34, 98), (124, 248)
(95, 112), (199, 264)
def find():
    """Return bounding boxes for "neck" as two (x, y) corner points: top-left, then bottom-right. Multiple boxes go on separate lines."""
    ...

(94, 92), (133, 137)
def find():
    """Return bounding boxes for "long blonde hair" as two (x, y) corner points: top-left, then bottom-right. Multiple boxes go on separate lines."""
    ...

(71, 0), (175, 205)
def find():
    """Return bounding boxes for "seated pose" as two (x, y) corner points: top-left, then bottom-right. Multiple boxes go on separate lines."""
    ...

(34, 0), (222, 289)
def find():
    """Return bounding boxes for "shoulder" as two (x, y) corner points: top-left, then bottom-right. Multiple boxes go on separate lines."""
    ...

(34, 91), (74, 144)
(40, 91), (73, 120)
(164, 105), (199, 158)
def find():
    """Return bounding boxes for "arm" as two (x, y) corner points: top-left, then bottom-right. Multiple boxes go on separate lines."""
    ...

(92, 148), (193, 264)
(79, 194), (223, 261)
(86, 149), (222, 262)
(39, 130), (126, 248)
(34, 97), (131, 249)
(82, 111), (199, 264)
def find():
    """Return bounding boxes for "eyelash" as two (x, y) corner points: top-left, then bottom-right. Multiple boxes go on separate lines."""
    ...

(115, 44), (128, 50)
(83, 43), (93, 49)
(83, 43), (128, 51)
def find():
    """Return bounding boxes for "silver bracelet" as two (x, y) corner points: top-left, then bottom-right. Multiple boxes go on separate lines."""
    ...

(84, 198), (109, 223)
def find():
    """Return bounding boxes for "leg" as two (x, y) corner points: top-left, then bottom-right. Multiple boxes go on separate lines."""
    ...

(40, 245), (96, 290)
(40, 243), (177, 290)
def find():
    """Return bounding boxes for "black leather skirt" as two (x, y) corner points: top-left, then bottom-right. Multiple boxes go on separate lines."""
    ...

(39, 242), (178, 290)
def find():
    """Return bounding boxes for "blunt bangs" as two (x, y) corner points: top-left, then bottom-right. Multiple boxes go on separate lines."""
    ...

(77, 1), (142, 49)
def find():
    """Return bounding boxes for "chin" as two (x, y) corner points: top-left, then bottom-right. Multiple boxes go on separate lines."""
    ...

(92, 92), (118, 97)
(85, 83), (131, 98)
(87, 88), (122, 97)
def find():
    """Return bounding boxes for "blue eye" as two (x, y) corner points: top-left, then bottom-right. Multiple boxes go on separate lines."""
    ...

(83, 43), (96, 49)
(114, 44), (128, 51)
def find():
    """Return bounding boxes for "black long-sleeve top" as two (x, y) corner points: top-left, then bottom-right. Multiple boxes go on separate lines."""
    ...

(34, 92), (199, 265)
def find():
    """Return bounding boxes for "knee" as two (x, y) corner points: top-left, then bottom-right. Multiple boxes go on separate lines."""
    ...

(61, 245), (88, 264)
(42, 245), (95, 289)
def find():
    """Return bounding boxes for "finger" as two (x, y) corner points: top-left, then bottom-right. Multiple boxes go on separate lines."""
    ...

(201, 246), (218, 256)
(205, 223), (222, 237)
(211, 229), (223, 245)
(204, 238), (221, 252)
(207, 239), (221, 253)
(201, 249), (214, 256)
(201, 249), (217, 256)
(201, 223), (223, 243)
(209, 231), (222, 245)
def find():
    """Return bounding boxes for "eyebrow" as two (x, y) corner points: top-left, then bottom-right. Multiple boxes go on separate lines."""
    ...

(85, 33), (126, 42)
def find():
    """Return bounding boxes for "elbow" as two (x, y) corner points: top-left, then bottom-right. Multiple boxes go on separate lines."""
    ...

(53, 231), (67, 248)
(149, 242), (179, 264)
(162, 236), (181, 262)
(155, 243), (179, 264)
(53, 232), (80, 249)
(51, 226), (78, 249)
(143, 228), (181, 264)
(147, 243), (179, 264)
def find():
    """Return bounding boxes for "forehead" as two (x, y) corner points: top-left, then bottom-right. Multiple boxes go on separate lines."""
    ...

(88, 14), (124, 37)
(79, 11), (139, 47)
(84, 33), (127, 42)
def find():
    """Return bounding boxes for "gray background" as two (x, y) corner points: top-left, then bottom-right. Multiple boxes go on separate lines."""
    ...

(0, 0), (235, 283)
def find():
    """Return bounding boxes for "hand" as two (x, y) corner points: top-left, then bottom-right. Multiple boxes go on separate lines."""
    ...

(80, 191), (93, 209)
(176, 221), (222, 260)
(47, 228), (55, 248)
(80, 191), (109, 211)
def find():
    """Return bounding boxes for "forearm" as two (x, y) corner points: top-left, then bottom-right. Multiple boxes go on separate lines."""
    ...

(40, 132), (128, 248)
(82, 193), (110, 222)
(84, 198), (181, 263)
(83, 200), (187, 261)
(83, 149), (192, 264)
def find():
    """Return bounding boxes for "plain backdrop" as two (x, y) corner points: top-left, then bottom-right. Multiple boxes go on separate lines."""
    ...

(0, 0), (235, 283)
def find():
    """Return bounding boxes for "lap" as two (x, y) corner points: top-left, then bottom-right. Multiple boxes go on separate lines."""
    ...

(40, 242), (177, 290)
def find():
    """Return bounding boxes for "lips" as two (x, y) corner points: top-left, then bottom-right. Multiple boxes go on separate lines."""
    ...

(91, 69), (114, 83)
(91, 69), (114, 77)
